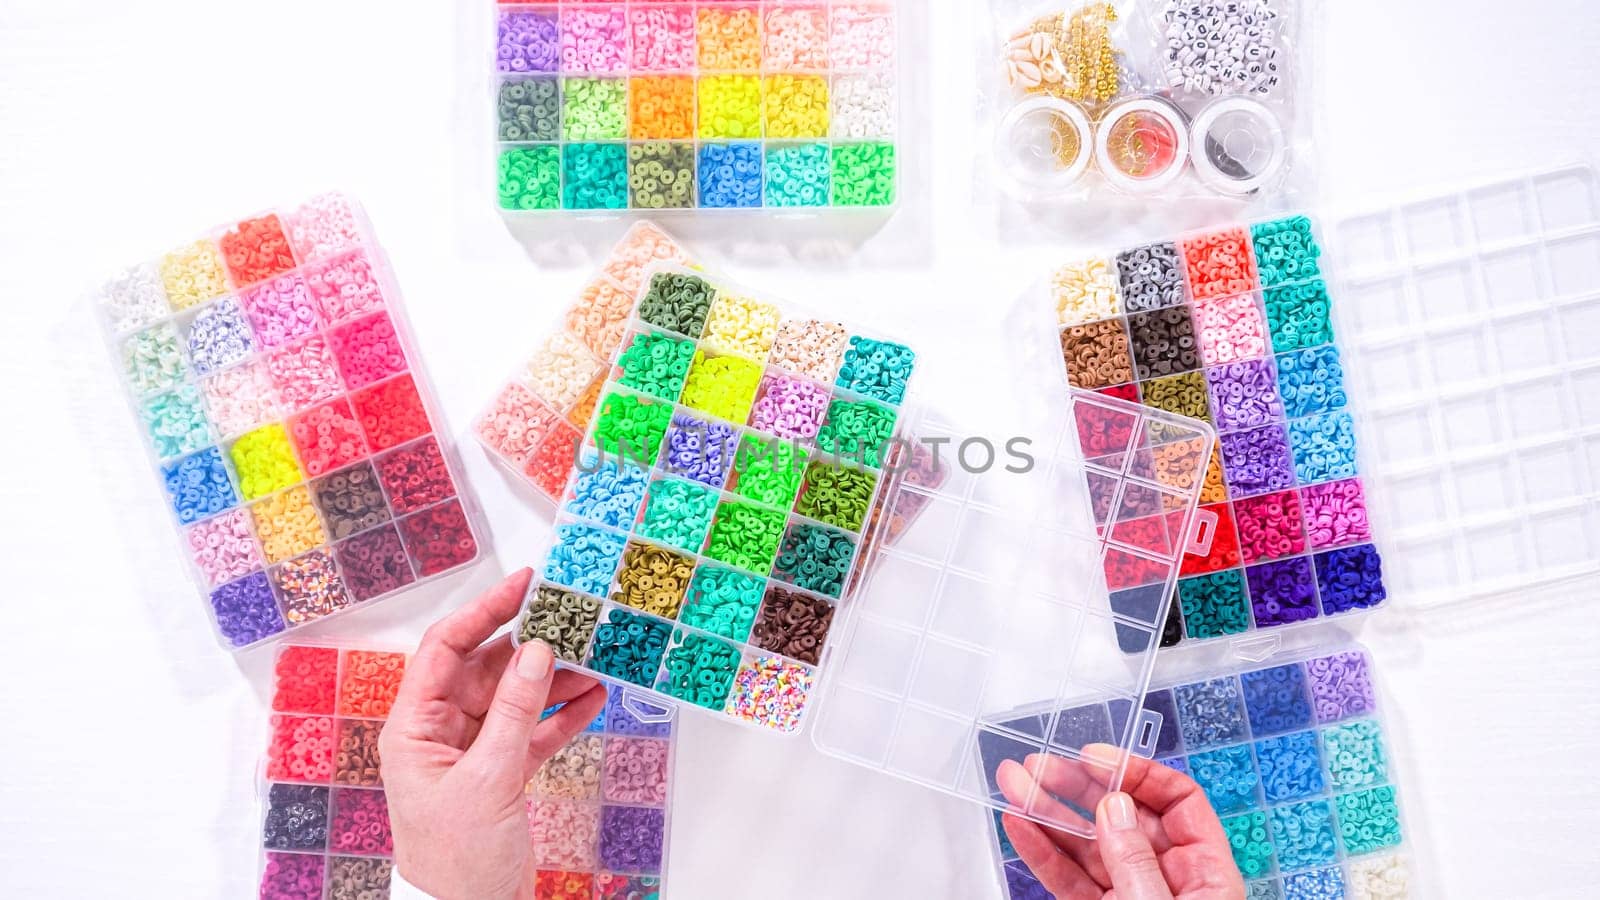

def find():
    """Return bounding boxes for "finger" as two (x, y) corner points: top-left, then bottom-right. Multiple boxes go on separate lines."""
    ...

(1082, 744), (1224, 850)
(996, 759), (1095, 836)
(457, 635), (598, 720)
(464, 639), (557, 784)
(526, 682), (609, 763)
(403, 569), (534, 706)
(996, 758), (1112, 887)
(1095, 792), (1174, 900)
(1000, 813), (1102, 900)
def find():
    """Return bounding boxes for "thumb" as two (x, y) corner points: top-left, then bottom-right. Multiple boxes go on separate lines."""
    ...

(465, 640), (556, 783)
(1096, 792), (1173, 900)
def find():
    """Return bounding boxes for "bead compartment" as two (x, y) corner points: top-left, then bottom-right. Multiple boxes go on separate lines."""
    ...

(91, 194), (482, 651)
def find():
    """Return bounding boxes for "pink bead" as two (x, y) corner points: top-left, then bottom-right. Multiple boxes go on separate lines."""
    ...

(1195, 292), (1269, 364)
(561, 5), (628, 73)
(628, 5), (694, 70)
(268, 336), (344, 411)
(748, 374), (830, 439)
(476, 383), (559, 462)
(186, 509), (262, 586)
(830, 3), (895, 69)
(329, 312), (408, 390)
(304, 250), (385, 327)
(241, 274), (322, 348)
(284, 193), (363, 263)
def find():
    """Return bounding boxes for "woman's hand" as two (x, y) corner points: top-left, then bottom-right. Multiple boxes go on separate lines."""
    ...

(379, 568), (608, 900)
(998, 744), (1245, 900)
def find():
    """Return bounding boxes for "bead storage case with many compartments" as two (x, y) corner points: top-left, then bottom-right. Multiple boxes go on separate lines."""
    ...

(1049, 215), (1387, 649)
(91, 195), (483, 650)
(476, 222), (701, 500)
(981, 644), (1413, 900)
(513, 262), (918, 733)
(525, 687), (679, 899)
(494, 0), (899, 211)
(984, 0), (1314, 202)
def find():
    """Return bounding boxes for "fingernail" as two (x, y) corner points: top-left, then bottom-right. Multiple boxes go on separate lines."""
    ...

(1104, 792), (1137, 831)
(517, 641), (553, 681)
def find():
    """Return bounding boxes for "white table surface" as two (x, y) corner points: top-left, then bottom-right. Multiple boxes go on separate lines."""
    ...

(2, 0), (1598, 896)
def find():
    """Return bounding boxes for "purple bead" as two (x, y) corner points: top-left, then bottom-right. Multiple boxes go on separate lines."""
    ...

(661, 414), (738, 487)
(1004, 859), (1053, 900)
(497, 9), (559, 73)
(211, 571), (286, 647)
(747, 375), (831, 439)
(1246, 557), (1318, 627)
(1314, 544), (1387, 615)
(1220, 423), (1295, 499)
(1307, 650), (1376, 723)
(605, 686), (672, 737)
(598, 805), (664, 874)
(1206, 358), (1285, 432)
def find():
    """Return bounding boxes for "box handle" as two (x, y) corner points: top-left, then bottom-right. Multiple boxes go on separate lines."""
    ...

(1132, 708), (1163, 758)
(1184, 507), (1219, 557)
(621, 688), (675, 724)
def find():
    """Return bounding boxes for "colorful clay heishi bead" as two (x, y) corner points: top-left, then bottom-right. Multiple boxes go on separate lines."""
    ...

(529, 801), (600, 869)
(814, 396), (896, 467)
(275, 548), (354, 624)
(231, 424), (303, 501)
(638, 271), (715, 338)
(498, 7), (559, 73)
(479, 382), (559, 463)
(616, 330), (696, 400)
(1252, 216), (1323, 288)
(660, 413), (740, 488)
(1178, 503), (1242, 577)
(563, 142), (629, 210)
(1246, 556), (1319, 627)
(187, 507), (263, 587)
(830, 3), (894, 69)
(545, 524), (628, 595)
(524, 423), (582, 499)
(219, 214), (296, 288)
(185, 296), (255, 376)
(727, 654), (813, 732)
(748, 374), (829, 439)
(273, 645), (338, 714)
(1128, 305), (1201, 380)
(159, 239), (229, 311)
(211, 571), (284, 646)
(1275, 345), (1347, 419)
(764, 142), (831, 206)
(1269, 798), (1339, 870)
(601, 222), (693, 295)
(696, 3), (762, 71)
(564, 455), (649, 528)
(352, 374), (429, 451)
(124, 326), (191, 404)
(97, 262), (169, 334)
(528, 332), (603, 412)
(239, 274), (319, 350)
(499, 75), (560, 141)
(697, 74), (763, 139)
(629, 142), (697, 209)
(699, 141), (764, 208)
(312, 458), (390, 541)
(629, 3), (694, 71)
(703, 292), (780, 360)
(770, 318), (849, 383)
(566, 376), (604, 429)
(681, 350), (764, 423)
(261, 852), (324, 900)
(680, 564), (765, 641)
(836, 335), (914, 405)
(252, 485), (327, 565)
(396, 498), (477, 576)
(520, 583), (603, 663)
(1322, 719), (1388, 791)
(338, 649), (407, 718)
(1115, 242), (1185, 313)
(1141, 370), (1210, 424)
(599, 805), (665, 874)
(1241, 663), (1313, 735)
(561, 77), (627, 139)
(763, 3), (828, 70)
(532, 734), (604, 800)
(831, 72), (895, 140)
(141, 384), (213, 459)
(602, 736), (670, 805)
(288, 398), (368, 478)
(1234, 489), (1306, 565)
(589, 607), (672, 687)
(831, 141), (895, 206)
(267, 336), (344, 412)
(1223, 810), (1276, 880)
(266, 713), (335, 782)
(1199, 443), (1228, 504)
(1220, 423), (1295, 499)
(1255, 729), (1325, 804)
(535, 870), (595, 900)
(1173, 677), (1248, 751)
(336, 524), (416, 602)
(500, 145), (563, 211)
(568, 278), (637, 358)
(1180, 227), (1259, 301)
(1314, 544), (1387, 615)
(1288, 412), (1358, 485)
(729, 435), (806, 507)
(594, 389), (673, 467)
(795, 461), (876, 532)
(1061, 319), (1134, 389)
(770, 524), (854, 599)
(656, 630), (742, 709)
(1053, 256), (1121, 326)
(328, 311), (406, 391)
(763, 75), (830, 138)
(1207, 358), (1284, 433)
(1307, 650), (1375, 723)
(1190, 745), (1260, 815)
(705, 500), (786, 573)
(263, 783), (331, 850)
(751, 582), (836, 661)
(303, 250), (385, 326)
(1347, 854), (1411, 900)
(1195, 291), (1270, 365)
(284, 194), (364, 264)
(327, 858), (392, 900)
(612, 540), (695, 618)
(1263, 280), (1334, 353)
(560, 4), (627, 74)
(629, 75), (695, 139)
(376, 436), (456, 515)
(637, 477), (719, 554)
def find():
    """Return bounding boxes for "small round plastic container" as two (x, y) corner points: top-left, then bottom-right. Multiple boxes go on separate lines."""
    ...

(1094, 96), (1190, 193)
(1190, 97), (1288, 195)
(993, 97), (1095, 199)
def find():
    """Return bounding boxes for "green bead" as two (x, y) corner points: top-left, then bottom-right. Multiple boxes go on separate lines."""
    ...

(617, 331), (695, 400)
(730, 436), (806, 506)
(813, 398), (896, 468)
(704, 500), (786, 574)
(562, 142), (628, 210)
(764, 143), (831, 208)
(830, 142), (896, 207)
(636, 477), (717, 552)
(561, 77), (627, 141)
(793, 461), (876, 533)
(1178, 571), (1251, 639)
(498, 146), (560, 211)
(593, 390), (672, 466)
